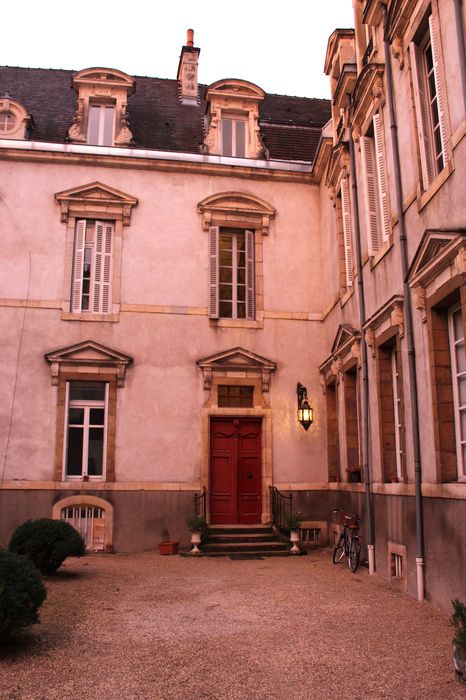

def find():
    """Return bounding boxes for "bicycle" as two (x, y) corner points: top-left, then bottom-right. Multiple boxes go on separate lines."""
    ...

(332, 509), (361, 573)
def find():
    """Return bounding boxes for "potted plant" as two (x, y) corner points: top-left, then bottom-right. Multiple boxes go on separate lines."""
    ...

(186, 515), (206, 555)
(285, 512), (301, 554)
(158, 526), (179, 555)
(452, 598), (466, 682)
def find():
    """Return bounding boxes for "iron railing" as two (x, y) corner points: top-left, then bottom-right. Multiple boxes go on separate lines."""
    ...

(269, 486), (292, 532)
(194, 486), (206, 521)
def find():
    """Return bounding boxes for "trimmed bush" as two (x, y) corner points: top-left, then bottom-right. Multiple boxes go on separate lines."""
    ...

(9, 518), (85, 574)
(0, 549), (47, 639)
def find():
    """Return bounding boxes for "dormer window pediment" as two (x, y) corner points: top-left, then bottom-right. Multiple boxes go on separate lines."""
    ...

(68, 67), (135, 147)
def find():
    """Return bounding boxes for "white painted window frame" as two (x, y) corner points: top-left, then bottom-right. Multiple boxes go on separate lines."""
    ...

(63, 381), (109, 481)
(87, 103), (116, 146)
(340, 176), (353, 288)
(448, 304), (466, 481)
(221, 116), (247, 157)
(208, 226), (255, 320)
(391, 347), (403, 481)
(361, 113), (390, 256)
(71, 219), (114, 314)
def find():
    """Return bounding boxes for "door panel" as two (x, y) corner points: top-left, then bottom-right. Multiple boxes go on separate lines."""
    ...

(210, 418), (261, 524)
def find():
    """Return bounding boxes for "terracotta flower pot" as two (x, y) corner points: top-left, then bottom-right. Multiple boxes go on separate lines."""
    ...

(158, 541), (179, 555)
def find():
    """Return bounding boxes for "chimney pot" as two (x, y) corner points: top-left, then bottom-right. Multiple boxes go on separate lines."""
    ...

(187, 29), (194, 47)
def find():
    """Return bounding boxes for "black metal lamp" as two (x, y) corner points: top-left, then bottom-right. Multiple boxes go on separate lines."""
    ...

(297, 382), (313, 431)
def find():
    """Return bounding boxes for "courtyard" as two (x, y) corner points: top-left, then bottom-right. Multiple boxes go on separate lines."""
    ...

(0, 550), (463, 700)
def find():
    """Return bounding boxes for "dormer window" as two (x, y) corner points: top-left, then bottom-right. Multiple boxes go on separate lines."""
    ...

(68, 68), (135, 147)
(88, 102), (116, 146)
(0, 97), (30, 140)
(203, 79), (265, 159)
(222, 117), (246, 157)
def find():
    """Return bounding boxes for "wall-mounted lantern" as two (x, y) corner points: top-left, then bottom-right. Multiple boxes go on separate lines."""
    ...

(297, 382), (313, 431)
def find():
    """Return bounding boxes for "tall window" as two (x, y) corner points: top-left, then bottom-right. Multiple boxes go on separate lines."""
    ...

(377, 339), (405, 482)
(65, 382), (108, 480)
(410, 13), (448, 190)
(339, 177), (353, 288)
(71, 220), (113, 313)
(361, 113), (390, 255)
(209, 227), (255, 320)
(448, 305), (466, 480)
(221, 118), (246, 157)
(87, 103), (115, 146)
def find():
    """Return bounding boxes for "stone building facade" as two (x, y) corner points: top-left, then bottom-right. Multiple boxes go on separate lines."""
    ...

(0, 1), (465, 610)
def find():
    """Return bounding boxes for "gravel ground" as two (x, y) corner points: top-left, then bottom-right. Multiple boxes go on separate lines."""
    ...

(0, 550), (464, 700)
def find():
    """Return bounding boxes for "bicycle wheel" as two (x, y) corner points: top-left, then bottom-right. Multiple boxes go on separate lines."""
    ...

(348, 537), (361, 573)
(333, 534), (345, 564)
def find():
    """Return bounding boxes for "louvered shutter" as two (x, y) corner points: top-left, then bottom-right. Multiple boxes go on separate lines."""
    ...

(340, 178), (353, 287)
(71, 220), (86, 312)
(245, 229), (255, 319)
(208, 226), (219, 318)
(429, 14), (448, 166)
(92, 221), (113, 313)
(361, 136), (380, 256)
(409, 42), (435, 189)
(373, 114), (391, 243)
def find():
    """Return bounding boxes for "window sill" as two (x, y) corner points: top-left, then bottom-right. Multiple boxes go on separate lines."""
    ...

(417, 159), (455, 212)
(61, 312), (119, 323)
(369, 235), (393, 269)
(209, 318), (264, 329)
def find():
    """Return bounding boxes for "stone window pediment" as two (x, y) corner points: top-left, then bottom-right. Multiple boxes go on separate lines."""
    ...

(364, 295), (405, 357)
(320, 324), (361, 387)
(350, 64), (385, 139)
(203, 79), (265, 158)
(197, 347), (276, 393)
(45, 340), (133, 386)
(0, 96), (31, 140)
(408, 230), (466, 288)
(67, 67), (135, 146)
(197, 191), (275, 234)
(326, 143), (350, 190)
(55, 181), (138, 225)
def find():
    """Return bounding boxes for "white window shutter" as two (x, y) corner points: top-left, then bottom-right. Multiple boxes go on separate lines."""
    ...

(409, 42), (434, 189)
(361, 136), (380, 256)
(245, 229), (255, 319)
(101, 223), (113, 313)
(92, 222), (104, 313)
(429, 15), (448, 166)
(71, 220), (86, 312)
(208, 226), (219, 318)
(340, 178), (353, 287)
(373, 114), (391, 243)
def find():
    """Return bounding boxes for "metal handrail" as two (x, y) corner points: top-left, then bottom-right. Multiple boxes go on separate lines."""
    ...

(194, 487), (206, 521)
(269, 486), (292, 532)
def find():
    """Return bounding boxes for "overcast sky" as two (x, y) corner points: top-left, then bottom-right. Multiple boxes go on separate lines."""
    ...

(3, 1), (355, 99)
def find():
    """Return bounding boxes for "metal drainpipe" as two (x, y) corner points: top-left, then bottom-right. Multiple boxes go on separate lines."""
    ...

(347, 95), (375, 575)
(383, 7), (425, 601)
(453, 0), (466, 115)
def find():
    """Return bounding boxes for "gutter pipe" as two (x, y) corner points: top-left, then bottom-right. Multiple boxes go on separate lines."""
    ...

(347, 95), (375, 575)
(383, 7), (425, 601)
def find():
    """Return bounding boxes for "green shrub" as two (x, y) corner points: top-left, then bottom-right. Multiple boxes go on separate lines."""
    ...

(9, 518), (85, 574)
(186, 514), (206, 531)
(452, 599), (466, 651)
(0, 549), (47, 639)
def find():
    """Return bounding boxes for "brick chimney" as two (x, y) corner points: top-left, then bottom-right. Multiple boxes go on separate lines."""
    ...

(177, 29), (200, 105)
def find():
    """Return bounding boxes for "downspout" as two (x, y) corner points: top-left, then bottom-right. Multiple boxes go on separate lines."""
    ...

(453, 0), (466, 115)
(347, 95), (375, 575)
(383, 7), (425, 601)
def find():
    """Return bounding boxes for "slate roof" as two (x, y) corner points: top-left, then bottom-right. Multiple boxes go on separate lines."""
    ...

(0, 66), (330, 163)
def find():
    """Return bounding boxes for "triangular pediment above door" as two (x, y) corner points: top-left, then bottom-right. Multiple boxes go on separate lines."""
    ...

(331, 324), (360, 355)
(408, 229), (466, 287)
(197, 347), (276, 392)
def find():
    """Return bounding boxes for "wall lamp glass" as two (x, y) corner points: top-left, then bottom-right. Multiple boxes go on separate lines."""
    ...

(297, 382), (313, 431)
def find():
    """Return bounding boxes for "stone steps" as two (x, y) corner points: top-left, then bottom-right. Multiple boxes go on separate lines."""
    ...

(202, 524), (291, 558)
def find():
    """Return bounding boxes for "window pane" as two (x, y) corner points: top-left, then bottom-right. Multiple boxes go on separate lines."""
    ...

(220, 251), (232, 267)
(69, 408), (84, 425)
(219, 301), (232, 318)
(237, 268), (245, 284)
(237, 302), (246, 318)
(222, 119), (233, 156)
(235, 121), (246, 157)
(460, 409), (466, 438)
(90, 408), (105, 425)
(70, 382), (106, 401)
(459, 376), (466, 405)
(88, 106), (101, 145)
(220, 267), (232, 283)
(88, 428), (104, 475)
(456, 344), (466, 374)
(453, 309), (464, 341)
(219, 284), (232, 301)
(237, 285), (245, 302)
(67, 428), (83, 476)
(103, 107), (115, 146)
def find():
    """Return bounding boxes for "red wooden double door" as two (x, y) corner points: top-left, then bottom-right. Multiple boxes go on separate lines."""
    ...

(210, 418), (262, 524)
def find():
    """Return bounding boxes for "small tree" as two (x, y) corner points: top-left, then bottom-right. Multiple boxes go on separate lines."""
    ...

(0, 550), (47, 639)
(9, 519), (85, 574)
